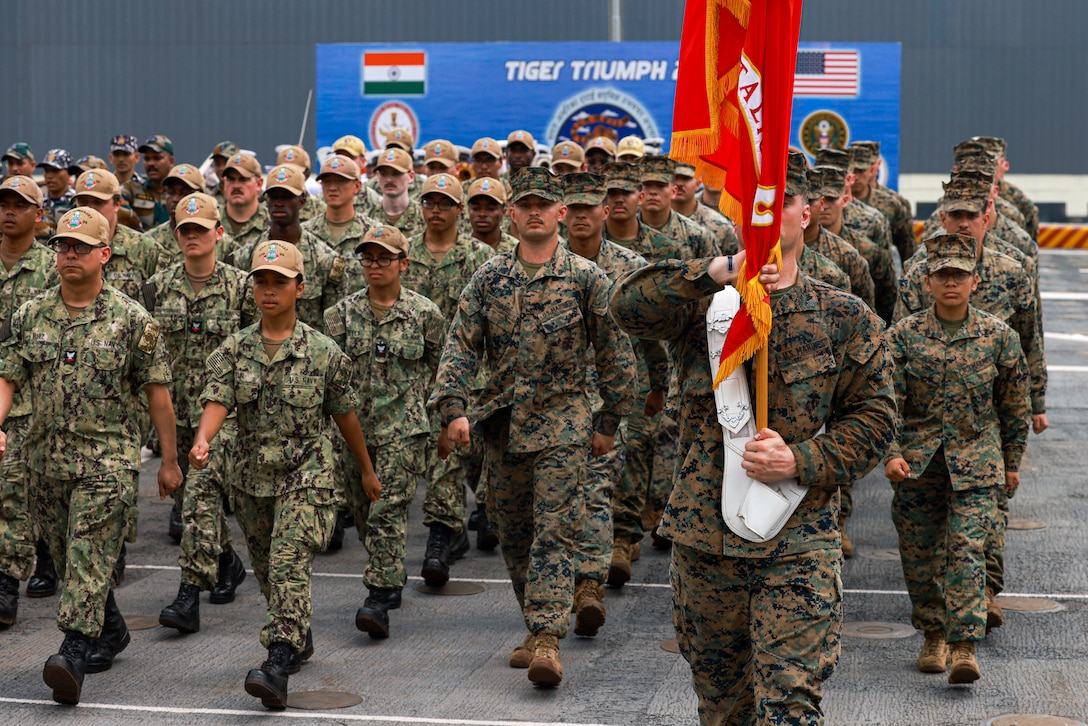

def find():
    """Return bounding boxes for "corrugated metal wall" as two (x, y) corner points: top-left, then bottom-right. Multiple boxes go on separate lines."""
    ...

(1, 1), (1081, 174)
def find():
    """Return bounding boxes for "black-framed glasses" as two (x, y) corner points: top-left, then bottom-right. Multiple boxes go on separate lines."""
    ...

(360, 255), (404, 268)
(420, 197), (457, 211)
(930, 269), (973, 284)
(50, 240), (102, 255)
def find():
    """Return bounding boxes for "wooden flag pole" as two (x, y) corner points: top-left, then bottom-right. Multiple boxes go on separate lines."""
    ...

(756, 343), (768, 431)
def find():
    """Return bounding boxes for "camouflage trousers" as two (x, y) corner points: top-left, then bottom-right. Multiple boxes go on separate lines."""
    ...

(422, 432), (484, 532)
(173, 424), (236, 590)
(646, 416), (679, 526)
(671, 543), (842, 726)
(840, 481), (854, 519)
(342, 435), (428, 590)
(576, 422), (626, 584)
(985, 486), (1009, 596)
(613, 417), (655, 544)
(481, 411), (586, 638)
(233, 485), (336, 651)
(890, 451), (996, 642)
(31, 470), (135, 637)
(0, 416), (35, 581)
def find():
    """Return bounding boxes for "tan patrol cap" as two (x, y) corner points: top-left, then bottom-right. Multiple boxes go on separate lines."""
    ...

(174, 192), (220, 231)
(584, 136), (617, 157)
(74, 169), (121, 201)
(925, 233), (977, 274)
(616, 136), (646, 160)
(466, 176), (506, 204)
(333, 135), (367, 157)
(422, 173), (463, 204)
(0, 175), (44, 207)
(277, 145), (311, 171)
(356, 224), (409, 256)
(250, 240), (304, 278)
(423, 139), (458, 169)
(506, 130), (535, 151)
(165, 163), (206, 192)
(374, 147), (413, 173)
(265, 165), (307, 196)
(317, 155), (360, 181)
(551, 141), (585, 169)
(51, 207), (110, 247)
(384, 127), (414, 151)
(224, 153), (262, 179)
(471, 137), (502, 159)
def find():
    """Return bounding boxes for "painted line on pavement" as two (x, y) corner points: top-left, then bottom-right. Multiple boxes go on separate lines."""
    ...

(1047, 366), (1088, 372)
(1045, 332), (1088, 342)
(1041, 291), (1088, 300)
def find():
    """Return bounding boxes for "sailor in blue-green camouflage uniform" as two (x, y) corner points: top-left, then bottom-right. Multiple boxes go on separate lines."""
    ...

(362, 147), (426, 240)
(610, 159), (895, 725)
(220, 153), (271, 255)
(275, 146), (326, 224)
(364, 127), (426, 202)
(885, 233), (1030, 685)
(303, 154), (380, 295)
(0, 206), (183, 705)
(147, 164), (235, 269)
(431, 167), (636, 688)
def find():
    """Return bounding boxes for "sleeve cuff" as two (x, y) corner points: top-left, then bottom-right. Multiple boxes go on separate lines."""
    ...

(594, 412), (621, 438)
(439, 398), (467, 427)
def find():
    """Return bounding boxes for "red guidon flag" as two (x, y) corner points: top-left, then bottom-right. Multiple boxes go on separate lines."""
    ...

(671, 0), (804, 386)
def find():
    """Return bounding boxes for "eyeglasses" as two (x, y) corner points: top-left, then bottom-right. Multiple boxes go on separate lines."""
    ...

(360, 255), (404, 268)
(930, 269), (973, 283)
(420, 197), (457, 211)
(50, 240), (102, 255)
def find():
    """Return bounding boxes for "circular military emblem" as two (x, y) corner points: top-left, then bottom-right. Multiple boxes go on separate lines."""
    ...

(368, 101), (419, 154)
(799, 110), (850, 158)
(546, 88), (658, 149)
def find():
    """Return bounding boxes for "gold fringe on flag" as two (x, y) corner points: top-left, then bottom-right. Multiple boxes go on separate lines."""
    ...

(718, 0), (751, 27)
(711, 240), (783, 387)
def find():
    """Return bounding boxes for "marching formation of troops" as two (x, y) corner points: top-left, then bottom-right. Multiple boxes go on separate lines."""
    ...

(0, 126), (1044, 724)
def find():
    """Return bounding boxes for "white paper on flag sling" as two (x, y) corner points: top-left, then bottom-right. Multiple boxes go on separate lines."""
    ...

(794, 50), (859, 96)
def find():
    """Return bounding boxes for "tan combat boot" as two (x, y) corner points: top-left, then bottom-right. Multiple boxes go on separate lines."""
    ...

(573, 580), (606, 637)
(608, 540), (632, 587)
(917, 632), (950, 673)
(508, 632), (535, 669)
(985, 589), (1004, 633)
(948, 641), (981, 684)
(630, 540), (642, 563)
(838, 515), (854, 558)
(527, 632), (562, 687)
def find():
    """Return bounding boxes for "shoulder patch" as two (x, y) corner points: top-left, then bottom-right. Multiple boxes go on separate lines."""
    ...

(329, 256), (346, 283)
(206, 348), (228, 378)
(141, 281), (157, 313)
(324, 307), (346, 337)
(137, 320), (161, 354)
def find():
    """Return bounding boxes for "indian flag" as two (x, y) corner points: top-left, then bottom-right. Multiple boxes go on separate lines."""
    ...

(363, 51), (426, 96)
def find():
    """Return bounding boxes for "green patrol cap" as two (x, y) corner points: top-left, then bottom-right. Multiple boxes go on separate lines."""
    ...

(804, 167), (825, 200)
(813, 165), (847, 198)
(674, 162), (697, 178)
(3, 142), (34, 162)
(848, 143), (876, 170)
(509, 166), (562, 204)
(785, 150), (809, 197)
(601, 161), (640, 192)
(139, 135), (174, 155)
(953, 140), (994, 165)
(940, 171), (991, 214)
(562, 172), (606, 205)
(954, 147), (997, 176)
(813, 147), (849, 171)
(924, 233), (977, 274)
(638, 155), (674, 184)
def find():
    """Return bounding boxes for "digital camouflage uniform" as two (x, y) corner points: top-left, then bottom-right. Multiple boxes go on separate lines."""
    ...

(302, 210), (379, 295)
(42, 189), (77, 230)
(201, 321), (357, 652)
(843, 199), (893, 256)
(121, 179), (169, 231)
(0, 242), (59, 585)
(144, 261), (257, 590)
(605, 220), (685, 264)
(683, 203), (741, 256)
(857, 184), (916, 262)
(297, 194), (326, 225)
(324, 286), (445, 590)
(362, 198), (426, 240)
(888, 305), (1030, 644)
(838, 223), (896, 324)
(431, 243), (636, 637)
(999, 179), (1039, 241)
(798, 245), (851, 294)
(231, 229), (347, 334)
(806, 226), (874, 311)
(610, 260), (895, 726)
(103, 223), (162, 300)
(223, 205), (270, 258)
(0, 285), (170, 637)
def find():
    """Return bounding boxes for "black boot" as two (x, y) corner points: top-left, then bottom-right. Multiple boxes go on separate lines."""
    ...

(85, 590), (131, 673)
(168, 505), (183, 542)
(476, 506), (499, 551)
(286, 628), (313, 675)
(210, 548), (246, 604)
(0, 573), (18, 626)
(43, 630), (90, 705)
(354, 587), (401, 639)
(325, 510), (346, 552)
(159, 583), (201, 632)
(113, 543), (126, 586)
(244, 641), (292, 709)
(421, 523), (468, 587)
(27, 540), (57, 598)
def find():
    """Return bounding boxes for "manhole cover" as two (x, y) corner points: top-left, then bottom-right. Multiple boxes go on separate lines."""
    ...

(287, 690), (363, 710)
(126, 616), (161, 631)
(1007, 519), (1046, 530)
(842, 622), (916, 639)
(860, 548), (901, 561)
(415, 581), (485, 596)
(659, 639), (680, 653)
(985, 715), (1086, 726)
(998, 597), (1064, 613)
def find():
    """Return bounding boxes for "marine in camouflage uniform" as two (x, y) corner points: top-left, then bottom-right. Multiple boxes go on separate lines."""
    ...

(431, 167), (636, 687)
(609, 170), (895, 724)
(849, 142), (916, 261)
(885, 233), (1030, 682)
(0, 206), (181, 704)
(813, 148), (895, 260)
(325, 225), (445, 638)
(805, 167), (875, 310)
(798, 243), (851, 293)
(673, 163), (742, 255)
(0, 177), (59, 627)
(603, 163), (685, 265)
(966, 136), (1039, 241)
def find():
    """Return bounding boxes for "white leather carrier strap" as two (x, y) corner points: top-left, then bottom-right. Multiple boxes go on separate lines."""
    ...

(706, 287), (810, 543)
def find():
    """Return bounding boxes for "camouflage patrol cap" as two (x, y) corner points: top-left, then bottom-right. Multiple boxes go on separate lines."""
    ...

(804, 167), (825, 200)
(174, 192), (220, 231)
(264, 165), (307, 197)
(68, 155), (109, 176)
(971, 136), (1007, 157)
(470, 137), (502, 159)
(956, 153), (997, 176)
(562, 172), (607, 206)
(165, 164), (206, 192)
(139, 135), (174, 155)
(785, 151), (809, 197)
(853, 140), (881, 156)
(673, 162), (697, 178)
(602, 161), (641, 192)
(108, 135), (138, 154)
(422, 139), (458, 169)
(51, 207), (110, 247)
(848, 143), (877, 170)
(813, 147), (849, 171)
(584, 136), (617, 157)
(422, 173), (463, 204)
(0, 175), (44, 207)
(509, 166), (562, 204)
(639, 155), (675, 184)
(250, 240), (304, 279)
(211, 141), (239, 160)
(924, 233), (977, 274)
(277, 145), (311, 171)
(356, 224), (409, 257)
(224, 152), (262, 179)
(813, 165), (847, 198)
(333, 135), (367, 158)
(953, 140), (994, 165)
(506, 130), (536, 151)
(617, 136), (646, 161)
(317, 154), (360, 181)
(374, 147), (413, 174)
(3, 142), (34, 162)
(37, 149), (71, 171)
(941, 172), (991, 214)
(384, 127), (415, 152)
(551, 141), (585, 170)
(466, 176), (506, 204)
(74, 169), (121, 201)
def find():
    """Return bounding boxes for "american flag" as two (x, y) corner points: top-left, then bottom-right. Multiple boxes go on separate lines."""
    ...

(794, 50), (859, 96)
